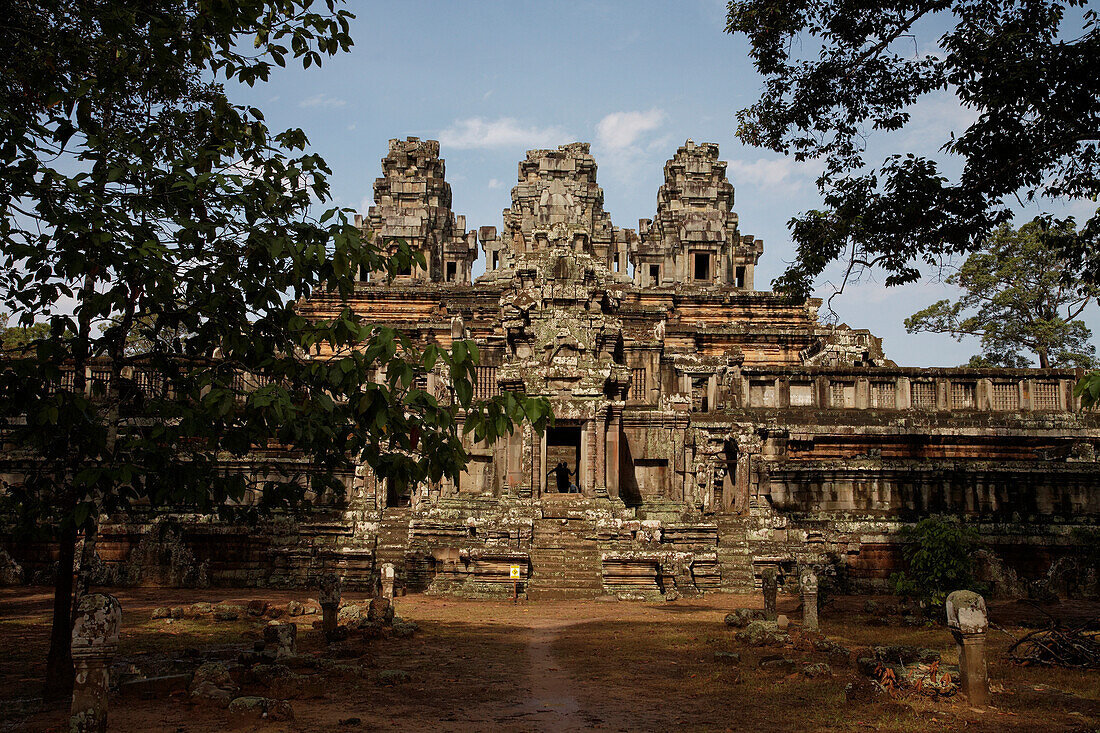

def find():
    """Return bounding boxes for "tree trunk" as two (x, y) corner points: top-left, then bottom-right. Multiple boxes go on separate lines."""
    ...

(73, 520), (99, 614)
(43, 522), (77, 700)
(1039, 350), (1050, 369)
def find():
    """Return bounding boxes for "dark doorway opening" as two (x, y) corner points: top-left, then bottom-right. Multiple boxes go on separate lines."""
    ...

(385, 480), (411, 508)
(693, 252), (711, 281)
(546, 425), (582, 493)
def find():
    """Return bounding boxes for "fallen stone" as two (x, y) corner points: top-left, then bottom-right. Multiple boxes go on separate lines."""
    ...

(280, 653), (321, 671)
(190, 602), (214, 616)
(118, 674), (191, 699)
(246, 600), (268, 617)
(228, 696), (294, 722)
(862, 600), (880, 615)
(758, 656), (798, 673)
(713, 651), (741, 664)
(356, 619), (385, 639)
(368, 597), (394, 625)
(724, 608), (765, 628)
(801, 662), (832, 678)
(664, 588), (681, 602)
(238, 650), (278, 668)
(262, 623), (297, 657)
(845, 677), (881, 704)
(151, 607), (171, 620)
(170, 606), (186, 619)
(337, 604), (364, 624)
(873, 645), (923, 665)
(391, 619), (418, 638)
(213, 603), (245, 621)
(776, 614), (789, 630)
(377, 669), (411, 686)
(252, 664), (325, 699)
(286, 600), (305, 617)
(189, 661), (239, 708)
(735, 620), (781, 646)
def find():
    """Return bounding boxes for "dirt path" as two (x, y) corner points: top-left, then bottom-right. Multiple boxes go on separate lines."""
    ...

(517, 619), (590, 730)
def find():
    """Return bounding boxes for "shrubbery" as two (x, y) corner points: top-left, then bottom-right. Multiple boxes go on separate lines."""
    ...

(889, 516), (982, 610)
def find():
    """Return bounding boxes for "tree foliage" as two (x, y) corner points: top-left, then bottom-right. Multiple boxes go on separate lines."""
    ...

(0, 313), (51, 351)
(726, 0), (1100, 300)
(0, 0), (548, 695)
(890, 515), (982, 610)
(905, 220), (1098, 369)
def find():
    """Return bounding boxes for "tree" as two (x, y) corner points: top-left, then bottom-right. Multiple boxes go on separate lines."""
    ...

(905, 220), (1098, 369)
(0, 313), (50, 351)
(0, 1), (549, 697)
(725, 0), (1100, 300)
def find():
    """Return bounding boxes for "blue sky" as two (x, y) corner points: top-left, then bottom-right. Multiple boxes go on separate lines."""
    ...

(231, 0), (1097, 368)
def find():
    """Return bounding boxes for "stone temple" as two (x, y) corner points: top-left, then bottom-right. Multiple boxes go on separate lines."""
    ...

(7, 138), (1100, 599)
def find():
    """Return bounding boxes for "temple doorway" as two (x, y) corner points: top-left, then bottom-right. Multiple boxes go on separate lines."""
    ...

(546, 425), (582, 493)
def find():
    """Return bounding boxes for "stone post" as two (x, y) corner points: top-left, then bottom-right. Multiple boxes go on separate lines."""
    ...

(70, 593), (121, 733)
(762, 567), (777, 622)
(800, 567), (819, 631)
(381, 562), (395, 600)
(318, 572), (341, 642)
(263, 622), (297, 658)
(946, 590), (990, 706)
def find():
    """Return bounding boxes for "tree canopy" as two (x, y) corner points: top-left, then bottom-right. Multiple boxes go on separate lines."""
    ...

(726, 0), (1100, 300)
(0, 0), (549, 695)
(905, 220), (1098, 369)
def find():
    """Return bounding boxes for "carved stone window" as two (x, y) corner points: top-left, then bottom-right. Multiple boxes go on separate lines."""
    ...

(951, 382), (976, 409)
(474, 366), (499, 399)
(789, 383), (813, 406)
(871, 382), (896, 408)
(830, 381), (854, 408)
(751, 379), (776, 407)
(992, 382), (1019, 410)
(630, 367), (646, 400)
(1033, 381), (1059, 410)
(910, 381), (935, 409)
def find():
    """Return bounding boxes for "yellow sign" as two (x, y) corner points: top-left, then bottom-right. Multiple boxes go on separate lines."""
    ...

(509, 566), (521, 579)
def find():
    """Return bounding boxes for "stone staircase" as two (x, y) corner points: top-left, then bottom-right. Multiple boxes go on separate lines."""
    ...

(374, 506), (412, 592)
(716, 514), (755, 591)
(528, 516), (604, 599)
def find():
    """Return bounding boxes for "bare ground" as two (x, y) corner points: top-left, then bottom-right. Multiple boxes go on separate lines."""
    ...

(1, 587), (1097, 732)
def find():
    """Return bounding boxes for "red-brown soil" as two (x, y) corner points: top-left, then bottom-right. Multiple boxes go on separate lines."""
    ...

(1, 588), (1097, 731)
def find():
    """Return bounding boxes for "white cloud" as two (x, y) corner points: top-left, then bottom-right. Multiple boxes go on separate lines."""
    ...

(487, 178), (502, 190)
(595, 109), (665, 150)
(299, 93), (347, 109)
(439, 117), (570, 150)
(903, 91), (979, 150)
(726, 156), (823, 193)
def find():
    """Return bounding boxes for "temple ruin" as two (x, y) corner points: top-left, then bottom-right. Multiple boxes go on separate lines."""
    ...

(5, 137), (1100, 599)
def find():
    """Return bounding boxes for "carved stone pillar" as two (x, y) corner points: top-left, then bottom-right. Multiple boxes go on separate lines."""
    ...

(762, 567), (778, 622)
(594, 408), (607, 498)
(606, 405), (622, 500)
(381, 562), (396, 600)
(947, 590), (990, 706)
(318, 572), (341, 642)
(70, 593), (121, 733)
(800, 567), (819, 631)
